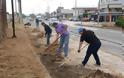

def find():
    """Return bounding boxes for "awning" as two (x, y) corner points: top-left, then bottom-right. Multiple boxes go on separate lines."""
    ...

(109, 4), (122, 8)
(99, 13), (122, 16)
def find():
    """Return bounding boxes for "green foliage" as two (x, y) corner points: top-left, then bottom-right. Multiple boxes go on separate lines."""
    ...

(78, 15), (83, 21)
(115, 17), (124, 28)
(83, 13), (88, 17)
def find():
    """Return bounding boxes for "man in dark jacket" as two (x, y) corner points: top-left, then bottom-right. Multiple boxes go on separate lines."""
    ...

(78, 28), (101, 66)
(41, 22), (52, 46)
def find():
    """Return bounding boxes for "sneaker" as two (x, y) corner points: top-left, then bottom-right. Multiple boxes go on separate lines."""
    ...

(94, 64), (101, 67)
(76, 64), (85, 69)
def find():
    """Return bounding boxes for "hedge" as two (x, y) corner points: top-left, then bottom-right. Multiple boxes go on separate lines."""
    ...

(115, 17), (124, 28)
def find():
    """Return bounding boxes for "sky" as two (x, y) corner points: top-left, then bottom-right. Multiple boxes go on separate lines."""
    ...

(6, 0), (99, 15)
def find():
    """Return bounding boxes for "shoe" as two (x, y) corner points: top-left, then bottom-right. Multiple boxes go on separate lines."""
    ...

(76, 64), (85, 69)
(94, 64), (101, 67)
(82, 62), (86, 66)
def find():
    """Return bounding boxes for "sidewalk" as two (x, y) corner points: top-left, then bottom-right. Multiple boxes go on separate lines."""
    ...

(74, 21), (122, 30)
(0, 26), (51, 78)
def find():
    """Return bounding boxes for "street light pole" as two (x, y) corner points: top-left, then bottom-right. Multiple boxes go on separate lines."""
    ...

(11, 0), (16, 38)
(97, 0), (100, 25)
(75, 0), (77, 17)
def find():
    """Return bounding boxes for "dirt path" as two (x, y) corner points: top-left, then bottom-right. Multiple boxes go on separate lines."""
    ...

(0, 26), (50, 78)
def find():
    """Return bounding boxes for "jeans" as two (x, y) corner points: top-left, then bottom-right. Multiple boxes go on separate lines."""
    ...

(46, 33), (51, 45)
(82, 41), (101, 65)
(57, 34), (69, 57)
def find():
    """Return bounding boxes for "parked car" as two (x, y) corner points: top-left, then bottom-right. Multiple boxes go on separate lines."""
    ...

(49, 18), (59, 25)
(69, 17), (79, 21)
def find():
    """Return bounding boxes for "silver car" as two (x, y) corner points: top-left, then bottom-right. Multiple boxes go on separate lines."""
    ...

(49, 18), (59, 25)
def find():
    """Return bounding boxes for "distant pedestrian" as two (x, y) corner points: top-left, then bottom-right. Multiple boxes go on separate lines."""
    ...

(78, 28), (101, 66)
(35, 18), (39, 29)
(41, 22), (52, 46)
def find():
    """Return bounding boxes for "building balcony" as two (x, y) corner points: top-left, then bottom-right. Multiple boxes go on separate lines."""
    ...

(100, 4), (122, 9)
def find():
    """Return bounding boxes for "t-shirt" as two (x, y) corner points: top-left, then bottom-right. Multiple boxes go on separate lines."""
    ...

(55, 24), (69, 36)
(80, 30), (100, 44)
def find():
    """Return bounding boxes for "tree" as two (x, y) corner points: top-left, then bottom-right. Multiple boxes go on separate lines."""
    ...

(0, 0), (8, 42)
(83, 13), (88, 18)
(18, 0), (23, 24)
(29, 14), (36, 19)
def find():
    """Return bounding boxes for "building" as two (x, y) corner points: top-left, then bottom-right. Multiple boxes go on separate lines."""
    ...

(122, 0), (124, 15)
(99, 0), (123, 22)
(60, 9), (73, 19)
(72, 7), (98, 17)
(56, 7), (74, 20)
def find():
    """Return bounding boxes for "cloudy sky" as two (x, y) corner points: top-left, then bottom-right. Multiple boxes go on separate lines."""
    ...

(6, 0), (99, 15)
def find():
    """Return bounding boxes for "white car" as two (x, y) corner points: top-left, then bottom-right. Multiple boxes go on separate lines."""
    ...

(49, 18), (59, 25)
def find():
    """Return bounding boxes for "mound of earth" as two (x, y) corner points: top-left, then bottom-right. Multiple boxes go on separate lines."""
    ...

(41, 54), (123, 78)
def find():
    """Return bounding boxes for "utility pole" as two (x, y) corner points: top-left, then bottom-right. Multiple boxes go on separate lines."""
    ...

(75, 0), (77, 17)
(97, 0), (100, 25)
(108, 5), (112, 22)
(11, 0), (16, 38)
(18, 0), (23, 24)
(0, 0), (7, 42)
(15, 0), (17, 13)
(108, 0), (112, 23)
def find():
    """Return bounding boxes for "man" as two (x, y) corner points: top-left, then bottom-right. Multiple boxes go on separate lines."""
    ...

(41, 22), (52, 46)
(78, 28), (101, 66)
(48, 23), (69, 58)
(35, 18), (39, 29)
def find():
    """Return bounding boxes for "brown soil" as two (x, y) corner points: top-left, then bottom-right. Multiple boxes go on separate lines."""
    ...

(0, 25), (123, 78)
(41, 54), (121, 78)
(26, 26), (123, 78)
(0, 26), (50, 78)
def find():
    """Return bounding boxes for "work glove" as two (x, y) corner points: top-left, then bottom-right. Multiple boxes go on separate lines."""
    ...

(78, 50), (80, 53)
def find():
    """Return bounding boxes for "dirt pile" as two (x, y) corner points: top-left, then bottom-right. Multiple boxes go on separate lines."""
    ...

(41, 54), (123, 78)
(26, 27), (124, 78)
(85, 70), (122, 78)
(45, 42), (59, 55)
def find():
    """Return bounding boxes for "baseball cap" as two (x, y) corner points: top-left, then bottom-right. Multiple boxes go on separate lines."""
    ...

(78, 28), (83, 34)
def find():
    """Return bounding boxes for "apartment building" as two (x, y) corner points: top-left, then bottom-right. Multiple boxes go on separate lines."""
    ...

(99, 0), (123, 22)
(122, 0), (124, 15)
(72, 7), (98, 16)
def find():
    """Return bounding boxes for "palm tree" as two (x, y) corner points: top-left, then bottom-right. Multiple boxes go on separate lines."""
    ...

(0, 0), (8, 42)
(18, 0), (23, 24)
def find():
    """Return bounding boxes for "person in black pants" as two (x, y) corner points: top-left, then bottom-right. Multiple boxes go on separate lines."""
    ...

(41, 22), (52, 46)
(78, 28), (101, 66)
